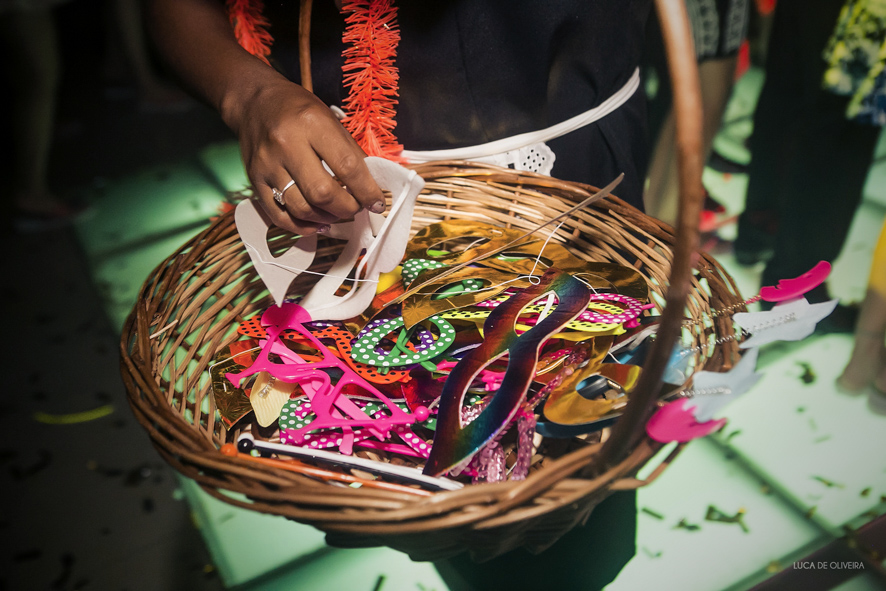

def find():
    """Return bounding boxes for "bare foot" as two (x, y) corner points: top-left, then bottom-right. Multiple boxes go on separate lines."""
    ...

(837, 333), (886, 393)
(869, 367), (886, 415)
(876, 365), (886, 394)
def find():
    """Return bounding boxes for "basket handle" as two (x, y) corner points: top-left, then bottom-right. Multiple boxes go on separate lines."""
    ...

(587, 0), (705, 476)
(608, 442), (688, 491)
(299, 0), (313, 93)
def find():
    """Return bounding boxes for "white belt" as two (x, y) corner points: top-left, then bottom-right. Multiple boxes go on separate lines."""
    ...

(400, 67), (641, 176)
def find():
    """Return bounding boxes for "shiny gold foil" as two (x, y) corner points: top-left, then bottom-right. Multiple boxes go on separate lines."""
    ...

(210, 346), (259, 428)
(573, 263), (650, 302)
(543, 345), (644, 426)
(400, 266), (536, 328)
(404, 221), (649, 302)
(404, 220), (527, 266)
(476, 239), (588, 276)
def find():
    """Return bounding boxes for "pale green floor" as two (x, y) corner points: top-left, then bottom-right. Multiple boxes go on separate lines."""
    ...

(74, 69), (886, 590)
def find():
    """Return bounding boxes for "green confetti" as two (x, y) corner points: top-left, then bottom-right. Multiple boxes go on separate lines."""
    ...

(33, 405), (114, 425)
(641, 507), (665, 520)
(673, 518), (701, 532)
(796, 361), (816, 384)
(705, 505), (749, 533)
(812, 475), (844, 489)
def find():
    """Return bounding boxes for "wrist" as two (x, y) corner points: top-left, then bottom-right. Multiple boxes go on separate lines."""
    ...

(218, 66), (290, 133)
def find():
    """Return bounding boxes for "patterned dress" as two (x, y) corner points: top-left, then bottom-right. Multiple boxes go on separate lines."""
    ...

(822, 0), (886, 125)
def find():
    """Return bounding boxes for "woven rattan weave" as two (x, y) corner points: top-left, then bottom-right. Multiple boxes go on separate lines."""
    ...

(120, 161), (745, 561)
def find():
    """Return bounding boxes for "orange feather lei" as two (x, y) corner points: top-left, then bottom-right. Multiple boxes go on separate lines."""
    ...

(226, 0), (273, 66)
(226, 0), (402, 159)
(341, 0), (403, 160)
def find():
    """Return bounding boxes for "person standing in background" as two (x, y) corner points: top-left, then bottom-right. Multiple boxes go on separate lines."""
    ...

(733, 0), (882, 326)
(825, 0), (886, 411)
(0, 0), (73, 228)
(645, 0), (750, 226)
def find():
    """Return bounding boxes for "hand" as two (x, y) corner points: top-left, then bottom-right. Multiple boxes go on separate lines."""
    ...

(225, 76), (385, 234)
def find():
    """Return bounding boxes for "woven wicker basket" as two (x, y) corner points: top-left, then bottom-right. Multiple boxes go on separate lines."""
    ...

(120, 157), (745, 561)
(120, 0), (741, 563)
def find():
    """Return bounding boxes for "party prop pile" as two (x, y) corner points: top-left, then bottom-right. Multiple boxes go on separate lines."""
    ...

(215, 159), (836, 487)
(120, 161), (829, 561)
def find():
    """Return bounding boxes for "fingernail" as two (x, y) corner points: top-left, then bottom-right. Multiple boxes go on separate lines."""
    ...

(368, 201), (386, 214)
(317, 224), (331, 234)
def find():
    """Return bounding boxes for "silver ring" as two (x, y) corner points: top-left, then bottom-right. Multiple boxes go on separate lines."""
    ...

(273, 179), (296, 205)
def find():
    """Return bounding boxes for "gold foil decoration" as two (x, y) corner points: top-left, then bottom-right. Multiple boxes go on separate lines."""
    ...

(210, 345), (259, 428)
(574, 263), (650, 302)
(543, 343), (643, 427)
(404, 221), (649, 302)
(477, 239), (588, 276)
(404, 220), (528, 266)
(398, 221), (649, 328)
(390, 174), (625, 307)
(400, 266), (535, 328)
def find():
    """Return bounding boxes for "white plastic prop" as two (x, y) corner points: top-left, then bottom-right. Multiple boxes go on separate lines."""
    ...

(236, 433), (463, 492)
(235, 157), (424, 318)
(248, 372), (298, 427)
(689, 348), (762, 422)
(235, 202), (317, 307)
(734, 297), (838, 349)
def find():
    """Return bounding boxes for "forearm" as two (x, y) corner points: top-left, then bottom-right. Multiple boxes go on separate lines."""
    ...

(147, 0), (383, 234)
(146, 0), (288, 131)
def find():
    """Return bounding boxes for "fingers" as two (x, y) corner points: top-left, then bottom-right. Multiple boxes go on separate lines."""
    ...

(283, 150), (367, 220)
(240, 85), (388, 233)
(255, 177), (332, 235)
(312, 130), (386, 214)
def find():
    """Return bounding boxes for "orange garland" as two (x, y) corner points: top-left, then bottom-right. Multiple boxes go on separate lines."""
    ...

(226, 0), (273, 66)
(226, 0), (403, 158)
(341, 0), (403, 160)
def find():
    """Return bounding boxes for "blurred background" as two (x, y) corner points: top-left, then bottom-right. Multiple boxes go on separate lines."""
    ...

(2, 1), (885, 589)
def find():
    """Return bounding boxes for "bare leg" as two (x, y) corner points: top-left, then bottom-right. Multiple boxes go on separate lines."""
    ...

(644, 110), (679, 223)
(0, 8), (71, 216)
(838, 220), (886, 394)
(110, 0), (188, 107)
(644, 56), (738, 226)
(837, 290), (886, 392)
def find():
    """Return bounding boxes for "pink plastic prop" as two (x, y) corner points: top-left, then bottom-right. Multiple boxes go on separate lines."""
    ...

(759, 260), (831, 302)
(227, 303), (425, 447)
(512, 410), (536, 480)
(646, 399), (727, 443)
(267, 339), (367, 454)
(580, 294), (648, 324)
(280, 398), (432, 458)
(436, 360), (505, 391)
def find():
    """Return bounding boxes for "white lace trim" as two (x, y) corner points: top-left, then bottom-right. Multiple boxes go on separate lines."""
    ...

(399, 67), (640, 176)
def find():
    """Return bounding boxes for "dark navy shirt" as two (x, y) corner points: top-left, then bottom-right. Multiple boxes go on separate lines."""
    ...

(260, 3), (644, 586)
(266, 0), (651, 205)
